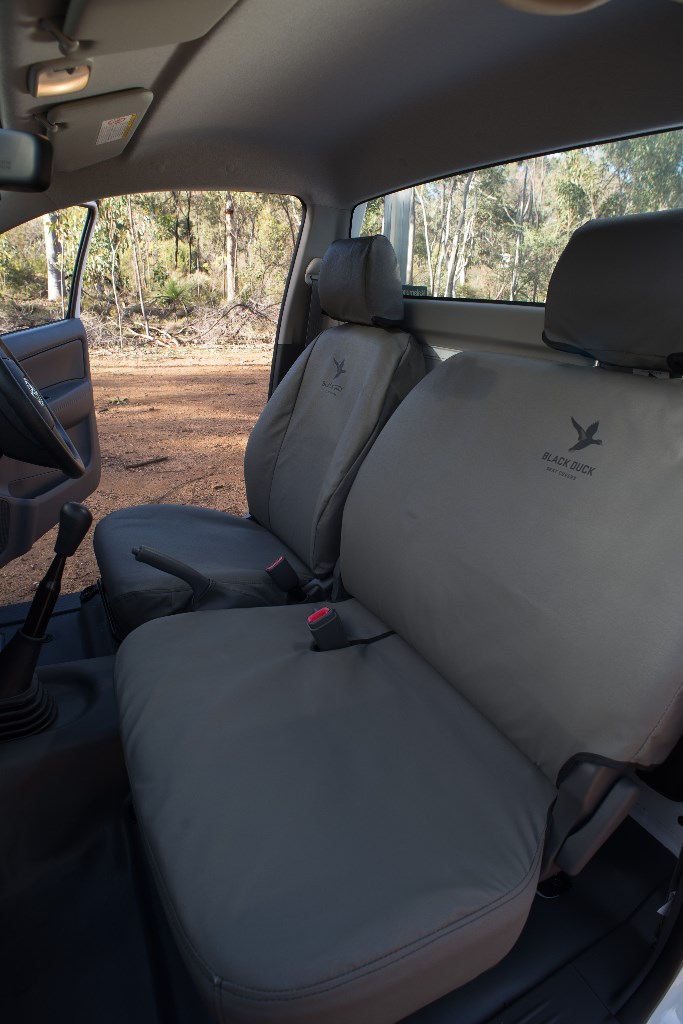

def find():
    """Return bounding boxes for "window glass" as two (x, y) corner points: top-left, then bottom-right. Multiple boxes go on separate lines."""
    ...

(353, 129), (683, 302)
(0, 206), (89, 331)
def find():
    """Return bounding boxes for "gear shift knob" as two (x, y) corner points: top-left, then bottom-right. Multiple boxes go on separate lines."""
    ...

(54, 501), (93, 557)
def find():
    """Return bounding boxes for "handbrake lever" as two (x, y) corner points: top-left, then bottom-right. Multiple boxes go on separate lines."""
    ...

(133, 545), (260, 612)
(133, 545), (213, 606)
(132, 545), (328, 612)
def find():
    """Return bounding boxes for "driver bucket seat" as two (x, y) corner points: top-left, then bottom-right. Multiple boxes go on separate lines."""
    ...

(93, 235), (424, 636)
(116, 209), (683, 1023)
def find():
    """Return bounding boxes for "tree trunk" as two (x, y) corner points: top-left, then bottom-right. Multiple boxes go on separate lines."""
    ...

(42, 212), (64, 302)
(435, 178), (455, 295)
(509, 164), (529, 302)
(185, 191), (193, 273)
(415, 187), (434, 294)
(105, 207), (123, 347)
(127, 196), (150, 339)
(195, 206), (202, 295)
(405, 191), (415, 286)
(225, 193), (236, 302)
(172, 191), (181, 269)
(445, 172), (474, 298)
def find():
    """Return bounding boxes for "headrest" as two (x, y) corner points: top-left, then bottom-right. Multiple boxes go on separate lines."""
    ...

(318, 235), (404, 326)
(543, 209), (683, 372)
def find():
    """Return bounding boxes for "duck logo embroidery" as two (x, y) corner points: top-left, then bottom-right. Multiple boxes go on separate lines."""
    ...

(322, 357), (347, 395)
(569, 417), (603, 452)
(333, 357), (347, 380)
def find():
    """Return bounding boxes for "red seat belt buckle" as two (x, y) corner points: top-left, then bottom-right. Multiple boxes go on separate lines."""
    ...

(307, 606), (348, 651)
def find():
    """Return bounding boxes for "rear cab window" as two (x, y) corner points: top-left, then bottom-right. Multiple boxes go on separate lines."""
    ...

(352, 128), (683, 303)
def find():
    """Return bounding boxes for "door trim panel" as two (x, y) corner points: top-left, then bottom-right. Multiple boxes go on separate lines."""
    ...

(0, 319), (100, 566)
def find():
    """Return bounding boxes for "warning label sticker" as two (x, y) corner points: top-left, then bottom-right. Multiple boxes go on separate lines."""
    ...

(96, 113), (137, 146)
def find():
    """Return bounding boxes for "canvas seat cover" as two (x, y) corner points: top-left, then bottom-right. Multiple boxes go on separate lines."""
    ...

(117, 601), (554, 1024)
(94, 235), (424, 635)
(116, 211), (683, 1023)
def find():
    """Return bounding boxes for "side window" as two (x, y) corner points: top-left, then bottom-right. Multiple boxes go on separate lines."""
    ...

(353, 128), (683, 303)
(0, 207), (90, 331)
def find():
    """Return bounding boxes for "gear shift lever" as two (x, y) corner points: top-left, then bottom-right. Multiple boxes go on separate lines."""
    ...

(22, 502), (93, 640)
(0, 502), (92, 738)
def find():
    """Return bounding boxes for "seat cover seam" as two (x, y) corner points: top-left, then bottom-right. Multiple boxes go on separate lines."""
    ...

(262, 340), (317, 532)
(137, 813), (545, 1002)
(309, 335), (411, 570)
(631, 675), (683, 760)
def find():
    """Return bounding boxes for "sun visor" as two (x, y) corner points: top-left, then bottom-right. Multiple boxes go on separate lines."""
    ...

(45, 89), (152, 171)
(63, 0), (240, 54)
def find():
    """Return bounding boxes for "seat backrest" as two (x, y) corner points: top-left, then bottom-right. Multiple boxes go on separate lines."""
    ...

(341, 209), (683, 785)
(244, 235), (424, 577)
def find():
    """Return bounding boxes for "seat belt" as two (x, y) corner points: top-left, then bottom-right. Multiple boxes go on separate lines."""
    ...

(303, 258), (323, 346)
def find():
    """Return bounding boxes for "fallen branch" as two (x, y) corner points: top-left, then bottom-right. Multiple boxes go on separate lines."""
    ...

(124, 455), (170, 470)
(144, 323), (182, 344)
(127, 327), (173, 347)
(193, 301), (276, 342)
(153, 473), (211, 502)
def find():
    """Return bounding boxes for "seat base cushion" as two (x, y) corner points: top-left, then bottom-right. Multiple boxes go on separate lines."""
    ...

(94, 504), (312, 636)
(116, 600), (555, 1024)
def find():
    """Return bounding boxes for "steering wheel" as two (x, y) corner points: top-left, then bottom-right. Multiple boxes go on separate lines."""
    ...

(0, 338), (85, 478)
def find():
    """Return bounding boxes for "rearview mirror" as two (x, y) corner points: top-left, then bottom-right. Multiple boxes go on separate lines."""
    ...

(0, 129), (52, 192)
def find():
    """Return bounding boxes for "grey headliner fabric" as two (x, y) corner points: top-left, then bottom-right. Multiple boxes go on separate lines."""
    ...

(543, 210), (683, 371)
(342, 350), (683, 782)
(317, 235), (404, 326)
(94, 505), (311, 635)
(244, 322), (424, 574)
(117, 601), (554, 1024)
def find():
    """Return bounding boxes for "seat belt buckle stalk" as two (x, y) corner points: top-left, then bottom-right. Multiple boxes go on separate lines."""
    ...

(302, 577), (325, 600)
(307, 607), (348, 651)
(266, 555), (306, 601)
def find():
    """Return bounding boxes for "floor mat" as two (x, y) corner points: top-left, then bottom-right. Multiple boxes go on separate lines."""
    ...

(0, 813), (159, 1024)
(404, 817), (674, 1023)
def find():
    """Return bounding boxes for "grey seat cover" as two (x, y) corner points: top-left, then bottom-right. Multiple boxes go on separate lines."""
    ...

(94, 505), (312, 635)
(94, 235), (424, 634)
(115, 211), (683, 1022)
(342, 349), (683, 782)
(117, 602), (554, 1024)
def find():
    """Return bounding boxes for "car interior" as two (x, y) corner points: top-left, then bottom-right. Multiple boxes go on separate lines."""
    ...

(1, 2), (683, 1023)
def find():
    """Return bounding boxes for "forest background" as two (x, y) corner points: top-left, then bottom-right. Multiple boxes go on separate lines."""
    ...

(0, 129), (680, 351)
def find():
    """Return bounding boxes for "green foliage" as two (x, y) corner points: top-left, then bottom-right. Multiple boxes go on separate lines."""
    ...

(361, 198), (384, 236)
(1, 191), (303, 333)
(153, 274), (192, 310)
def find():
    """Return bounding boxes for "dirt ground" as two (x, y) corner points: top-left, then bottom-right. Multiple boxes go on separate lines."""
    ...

(0, 345), (272, 606)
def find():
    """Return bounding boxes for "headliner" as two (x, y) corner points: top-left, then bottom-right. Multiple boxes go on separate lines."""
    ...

(0, 0), (682, 230)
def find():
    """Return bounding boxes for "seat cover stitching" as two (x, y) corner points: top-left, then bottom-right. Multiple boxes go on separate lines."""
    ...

(262, 339), (318, 531)
(309, 334), (410, 568)
(134, 809), (545, 1001)
(632, 676), (683, 761)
